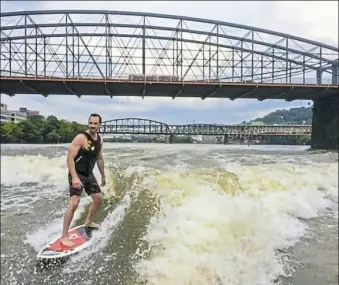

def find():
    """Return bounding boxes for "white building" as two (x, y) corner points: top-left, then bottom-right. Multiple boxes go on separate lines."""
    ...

(0, 104), (39, 123)
(1, 109), (28, 123)
(191, 135), (202, 143)
(201, 135), (219, 143)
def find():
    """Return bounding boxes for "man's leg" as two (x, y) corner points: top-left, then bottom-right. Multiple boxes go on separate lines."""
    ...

(85, 192), (103, 228)
(84, 173), (103, 228)
(60, 173), (83, 247)
(60, 195), (80, 246)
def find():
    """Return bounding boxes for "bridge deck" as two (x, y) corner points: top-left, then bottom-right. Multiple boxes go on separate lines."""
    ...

(99, 119), (312, 136)
(1, 76), (338, 101)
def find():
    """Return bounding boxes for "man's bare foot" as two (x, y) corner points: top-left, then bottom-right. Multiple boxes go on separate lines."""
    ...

(60, 237), (76, 247)
(84, 222), (100, 229)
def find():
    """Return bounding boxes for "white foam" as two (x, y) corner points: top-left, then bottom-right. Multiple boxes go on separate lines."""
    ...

(134, 161), (338, 285)
(100, 142), (310, 152)
(64, 192), (132, 272)
(1, 155), (68, 187)
(0, 153), (110, 189)
(2, 145), (337, 284)
(24, 198), (90, 252)
(0, 143), (68, 150)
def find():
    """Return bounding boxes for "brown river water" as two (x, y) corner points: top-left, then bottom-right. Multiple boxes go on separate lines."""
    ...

(1, 143), (338, 285)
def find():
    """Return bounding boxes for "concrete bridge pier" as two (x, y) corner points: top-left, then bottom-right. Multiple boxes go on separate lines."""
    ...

(223, 134), (229, 144)
(312, 62), (338, 150)
(311, 94), (338, 150)
(168, 133), (175, 144)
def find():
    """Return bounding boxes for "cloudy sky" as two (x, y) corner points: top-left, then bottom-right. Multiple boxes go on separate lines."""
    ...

(1, 1), (338, 125)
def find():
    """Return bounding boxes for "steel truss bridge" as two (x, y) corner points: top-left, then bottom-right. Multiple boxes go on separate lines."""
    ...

(99, 118), (311, 136)
(0, 10), (338, 101)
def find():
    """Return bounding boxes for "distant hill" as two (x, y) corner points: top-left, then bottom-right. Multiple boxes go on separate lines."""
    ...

(242, 106), (313, 125)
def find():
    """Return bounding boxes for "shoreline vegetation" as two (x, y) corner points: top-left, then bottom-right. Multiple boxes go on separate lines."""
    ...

(0, 115), (86, 144)
(1, 107), (312, 145)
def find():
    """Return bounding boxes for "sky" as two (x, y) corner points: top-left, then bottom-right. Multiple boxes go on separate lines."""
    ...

(1, 1), (338, 125)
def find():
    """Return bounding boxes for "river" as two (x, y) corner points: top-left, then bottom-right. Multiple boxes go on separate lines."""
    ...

(1, 143), (338, 285)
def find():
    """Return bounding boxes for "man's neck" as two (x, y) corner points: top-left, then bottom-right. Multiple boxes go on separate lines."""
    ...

(86, 130), (97, 140)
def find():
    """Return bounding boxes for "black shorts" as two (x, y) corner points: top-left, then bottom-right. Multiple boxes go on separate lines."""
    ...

(68, 172), (101, 197)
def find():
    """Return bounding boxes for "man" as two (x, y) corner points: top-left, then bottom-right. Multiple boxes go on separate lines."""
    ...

(60, 113), (106, 247)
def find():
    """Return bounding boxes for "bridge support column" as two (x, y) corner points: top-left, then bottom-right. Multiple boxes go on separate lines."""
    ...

(169, 134), (175, 144)
(311, 94), (338, 150)
(332, 61), (338, 85)
(316, 68), (322, 85)
(223, 134), (229, 144)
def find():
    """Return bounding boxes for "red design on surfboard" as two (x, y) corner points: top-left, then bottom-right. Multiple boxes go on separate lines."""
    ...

(49, 229), (86, 252)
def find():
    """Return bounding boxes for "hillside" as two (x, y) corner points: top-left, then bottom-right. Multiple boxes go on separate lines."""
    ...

(243, 106), (313, 125)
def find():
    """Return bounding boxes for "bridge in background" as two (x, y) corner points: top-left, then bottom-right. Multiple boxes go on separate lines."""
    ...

(99, 118), (311, 136)
(0, 10), (338, 149)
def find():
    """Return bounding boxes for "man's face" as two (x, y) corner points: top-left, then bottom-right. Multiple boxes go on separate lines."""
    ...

(88, 116), (100, 133)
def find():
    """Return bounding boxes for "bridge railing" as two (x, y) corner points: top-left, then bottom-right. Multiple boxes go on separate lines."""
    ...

(0, 74), (334, 86)
(99, 122), (312, 136)
(1, 10), (338, 86)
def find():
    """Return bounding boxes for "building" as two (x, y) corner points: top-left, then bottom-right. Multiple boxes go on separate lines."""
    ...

(1, 109), (28, 123)
(190, 135), (221, 144)
(29, 110), (40, 116)
(0, 105), (40, 123)
(191, 135), (202, 143)
(19, 107), (40, 116)
(201, 135), (219, 143)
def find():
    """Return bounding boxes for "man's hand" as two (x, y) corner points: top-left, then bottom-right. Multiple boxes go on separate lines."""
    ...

(100, 177), (106, 187)
(72, 176), (83, 189)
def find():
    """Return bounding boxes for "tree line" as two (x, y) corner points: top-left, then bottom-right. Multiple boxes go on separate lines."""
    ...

(0, 115), (86, 143)
(242, 106), (313, 125)
(1, 106), (313, 144)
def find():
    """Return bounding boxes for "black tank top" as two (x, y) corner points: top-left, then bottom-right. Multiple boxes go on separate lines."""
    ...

(73, 131), (102, 175)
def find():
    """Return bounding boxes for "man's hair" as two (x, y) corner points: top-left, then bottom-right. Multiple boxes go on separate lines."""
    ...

(88, 113), (102, 124)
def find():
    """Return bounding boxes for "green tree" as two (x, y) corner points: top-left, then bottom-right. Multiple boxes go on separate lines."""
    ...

(0, 115), (86, 144)
(47, 115), (60, 129)
(17, 120), (44, 143)
(46, 130), (61, 143)
(246, 107), (313, 125)
(1, 122), (21, 142)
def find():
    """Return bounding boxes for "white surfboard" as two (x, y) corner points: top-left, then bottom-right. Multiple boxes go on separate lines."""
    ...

(36, 225), (97, 260)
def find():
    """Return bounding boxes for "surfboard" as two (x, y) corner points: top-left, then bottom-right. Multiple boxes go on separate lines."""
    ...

(36, 225), (98, 260)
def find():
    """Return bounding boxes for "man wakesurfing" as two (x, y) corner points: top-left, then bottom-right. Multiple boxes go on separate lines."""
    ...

(60, 113), (106, 247)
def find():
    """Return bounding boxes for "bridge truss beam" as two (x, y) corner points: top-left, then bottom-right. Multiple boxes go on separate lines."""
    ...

(1, 10), (338, 86)
(100, 118), (172, 135)
(99, 118), (312, 136)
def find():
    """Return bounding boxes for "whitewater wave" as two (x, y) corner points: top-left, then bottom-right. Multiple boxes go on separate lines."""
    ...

(1, 148), (337, 285)
(132, 163), (337, 285)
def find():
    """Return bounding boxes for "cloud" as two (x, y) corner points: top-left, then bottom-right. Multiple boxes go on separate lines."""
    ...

(0, 1), (334, 124)
(1, 93), (311, 125)
(30, 1), (336, 45)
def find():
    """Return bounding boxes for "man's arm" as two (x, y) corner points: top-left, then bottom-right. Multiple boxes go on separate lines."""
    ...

(67, 134), (84, 179)
(97, 141), (106, 184)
